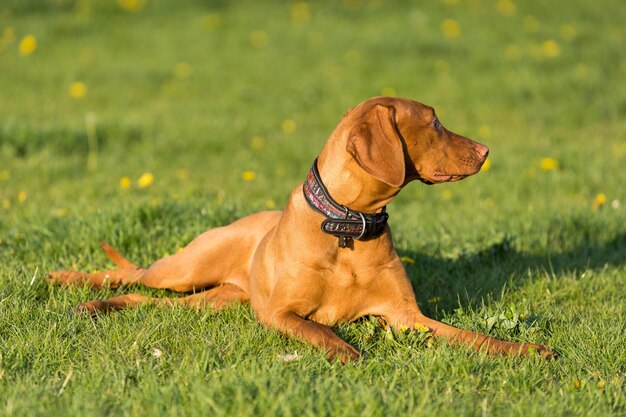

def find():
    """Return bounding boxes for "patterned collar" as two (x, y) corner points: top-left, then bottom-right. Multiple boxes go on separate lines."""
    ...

(302, 158), (389, 248)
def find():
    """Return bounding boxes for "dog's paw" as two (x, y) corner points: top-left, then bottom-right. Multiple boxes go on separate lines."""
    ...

(327, 343), (361, 364)
(76, 300), (107, 315)
(522, 343), (558, 360)
(48, 271), (85, 286)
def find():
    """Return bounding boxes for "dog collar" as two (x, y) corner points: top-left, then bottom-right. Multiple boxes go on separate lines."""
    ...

(302, 158), (389, 248)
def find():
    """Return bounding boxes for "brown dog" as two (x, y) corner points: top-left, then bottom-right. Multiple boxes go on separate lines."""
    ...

(50, 97), (555, 362)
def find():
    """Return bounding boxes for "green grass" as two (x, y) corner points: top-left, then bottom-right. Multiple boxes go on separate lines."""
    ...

(1, 0), (625, 416)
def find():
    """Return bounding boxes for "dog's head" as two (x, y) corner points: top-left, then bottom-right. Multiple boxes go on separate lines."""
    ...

(345, 97), (489, 187)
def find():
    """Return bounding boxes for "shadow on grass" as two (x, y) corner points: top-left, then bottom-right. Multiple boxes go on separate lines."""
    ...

(400, 229), (626, 317)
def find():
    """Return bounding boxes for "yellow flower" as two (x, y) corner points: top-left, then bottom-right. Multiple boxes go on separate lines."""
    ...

(19, 35), (37, 56)
(18, 191), (27, 203)
(497, 0), (516, 16)
(560, 24), (576, 40)
(480, 158), (491, 172)
(541, 40), (560, 58)
(202, 13), (222, 31)
(250, 136), (265, 150)
(344, 50), (361, 65)
(573, 379), (581, 389)
(249, 30), (269, 49)
(505, 44), (522, 61)
(400, 256), (415, 265)
(137, 172), (154, 188)
(176, 169), (189, 181)
(413, 323), (430, 333)
(381, 87), (396, 97)
(117, 0), (146, 12)
(120, 176), (132, 189)
(597, 380), (606, 389)
(281, 119), (297, 134)
(435, 59), (449, 74)
(441, 19), (461, 39)
(241, 170), (256, 181)
(173, 62), (192, 80)
(290, 2), (311, 25)
(265, 199), (276, 209)
(2, 27), (16, 44)
(441, 189), (453, 200)
(592, 193), (607, 210)
(523, 15), (541, 32)
(540, 157), (559, 171)
(478, 125), (492, 139)
(69, 82), (87, 99)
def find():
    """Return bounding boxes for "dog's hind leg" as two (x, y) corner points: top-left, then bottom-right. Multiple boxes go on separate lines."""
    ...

(76, 283), (249, 314)
(49, 211), (282, 293)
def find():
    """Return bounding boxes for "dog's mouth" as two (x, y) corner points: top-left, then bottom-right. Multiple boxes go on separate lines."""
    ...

(432, 173), (469, 183)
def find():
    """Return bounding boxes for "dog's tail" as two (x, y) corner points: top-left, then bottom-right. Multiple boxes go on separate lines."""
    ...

(99, 241), (138, 269)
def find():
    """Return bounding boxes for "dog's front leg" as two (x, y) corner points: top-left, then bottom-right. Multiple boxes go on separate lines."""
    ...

(385, 308), (556, 359)
(260, 310), (360, 364)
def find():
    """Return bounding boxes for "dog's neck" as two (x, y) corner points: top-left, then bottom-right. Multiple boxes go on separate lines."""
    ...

(316, 148), (401, 214)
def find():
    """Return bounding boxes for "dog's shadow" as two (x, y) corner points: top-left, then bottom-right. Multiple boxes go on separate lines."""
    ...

(398, 228), (626, 317)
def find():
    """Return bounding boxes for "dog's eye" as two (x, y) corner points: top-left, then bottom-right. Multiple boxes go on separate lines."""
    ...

(432, 118), (441, 130)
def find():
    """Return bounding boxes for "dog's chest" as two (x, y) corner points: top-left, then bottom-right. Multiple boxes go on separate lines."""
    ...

(306, 260), (382, 325)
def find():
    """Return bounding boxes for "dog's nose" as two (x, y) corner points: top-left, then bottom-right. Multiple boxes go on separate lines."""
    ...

(475, 143), (489, 159)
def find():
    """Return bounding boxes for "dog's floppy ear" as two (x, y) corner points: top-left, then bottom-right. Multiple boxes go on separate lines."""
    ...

(346, 104), (405, 187)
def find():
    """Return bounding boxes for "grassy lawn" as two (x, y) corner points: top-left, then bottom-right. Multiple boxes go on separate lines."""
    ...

(1, 0), (625, 415)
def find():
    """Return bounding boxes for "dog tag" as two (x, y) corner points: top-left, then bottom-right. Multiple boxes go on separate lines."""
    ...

(338, 236), (352, 248)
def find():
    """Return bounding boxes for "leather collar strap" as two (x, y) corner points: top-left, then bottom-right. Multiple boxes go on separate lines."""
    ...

(302, 158), (389, 248)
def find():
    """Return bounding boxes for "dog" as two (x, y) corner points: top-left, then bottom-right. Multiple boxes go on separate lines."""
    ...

(50, 97), (555, 362)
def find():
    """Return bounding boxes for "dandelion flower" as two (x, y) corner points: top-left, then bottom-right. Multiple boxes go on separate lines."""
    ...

(242, 170), (256, 181)
(120, 176), (132, 189)
(2, 27), (16, 44)
(505, 44), (522, 61)
(173, 62), (192, 80)
(281, 119), (297, 134)
(478, 125), (492, 139)
(18, 191), (27, 203)
(523, 15), (541, 32)
(592, 193), (606, 210)
(265, 199), (276, 209)
(137, 172), (154, 188)
(202, 13), (222, 31)
(497, 0), (516, 16)
(560, 24), (576, 40)
(381, 87), (396, 97)
(540, 157), (559, 171)
(440, 19), (461, 39)
(19, 35), (37, 56)
(435, 60), (449, 74)
(69, 82), (87, 98)
(290, 2), (311, 25)
(250, 136), (265, 150)
(117, 0), (146, 12)
(480, 158), (491, 172)
(249, 30), (269, 49)
(541, 40), (560, 58)
(176, 169), (189, 181)
(345, 50), (361, 64)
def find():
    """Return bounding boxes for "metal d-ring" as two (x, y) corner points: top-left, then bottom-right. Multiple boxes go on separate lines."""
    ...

(355, 211), (366, 240)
